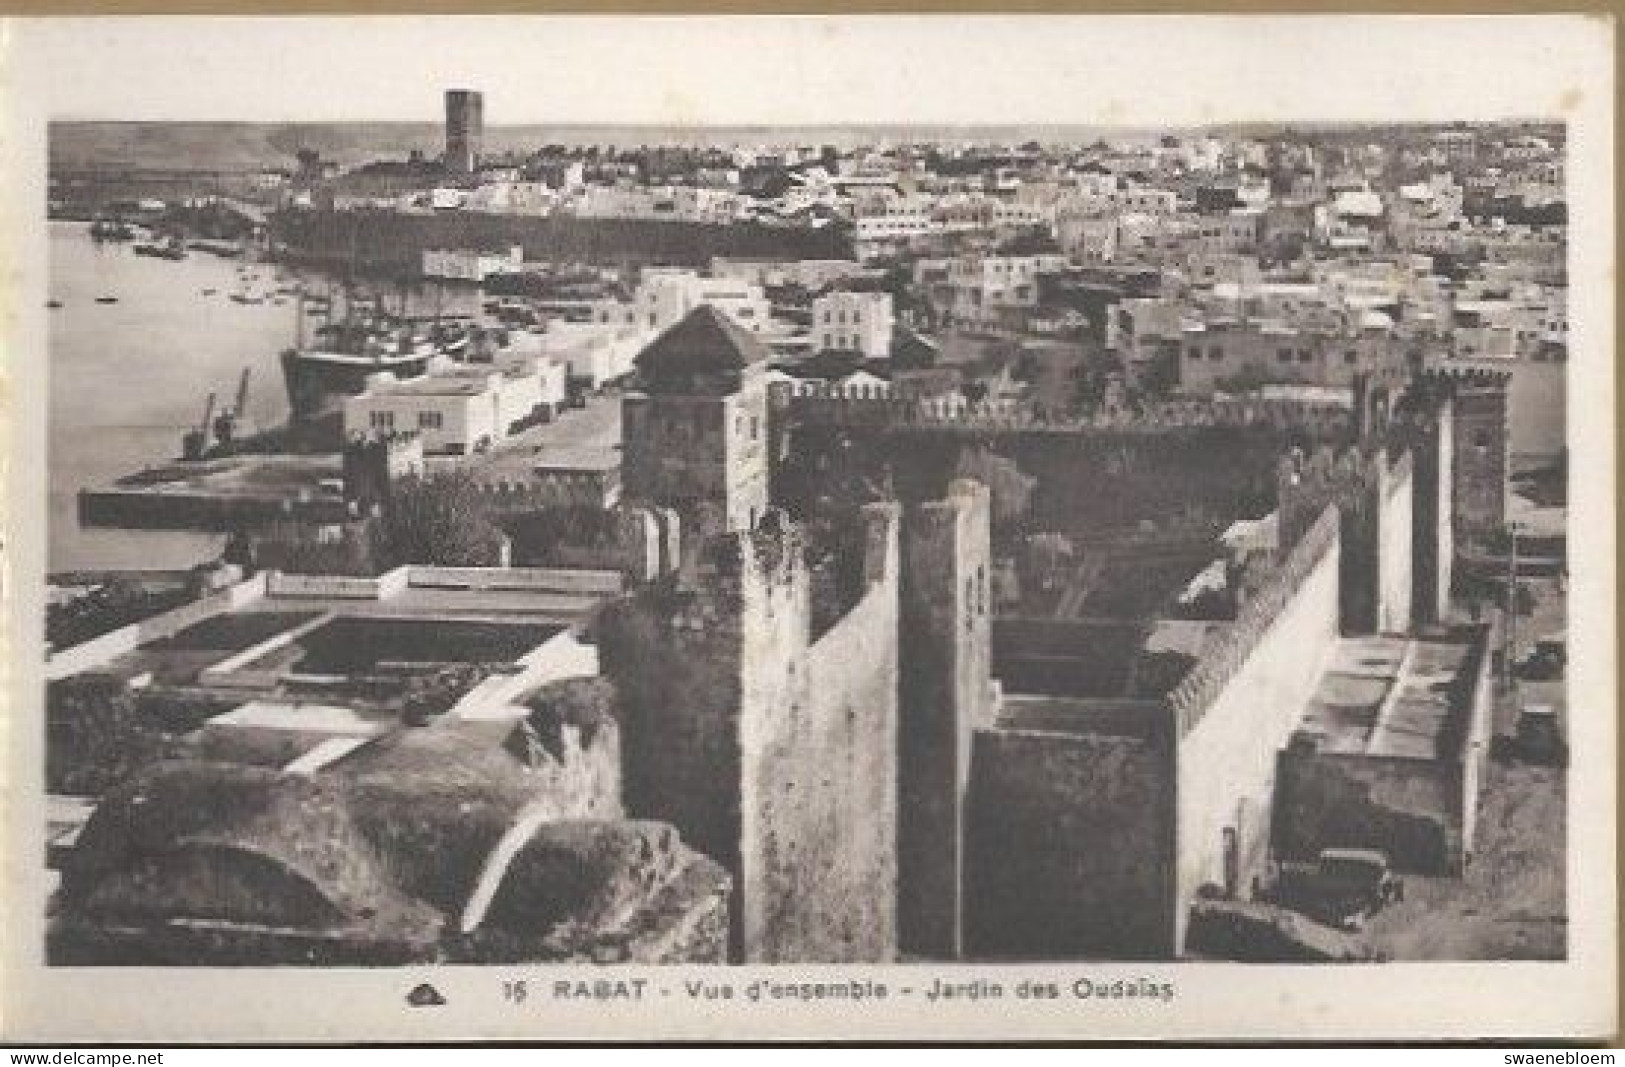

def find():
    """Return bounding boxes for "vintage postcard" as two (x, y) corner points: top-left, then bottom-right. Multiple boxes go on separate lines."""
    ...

(0, 13), (1615, 1043)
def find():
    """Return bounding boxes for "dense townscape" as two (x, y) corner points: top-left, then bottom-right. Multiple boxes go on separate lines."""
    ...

(44, 91), (1567, 965)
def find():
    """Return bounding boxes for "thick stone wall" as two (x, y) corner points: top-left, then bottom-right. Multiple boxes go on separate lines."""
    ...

(599, 505), (901, 963)
(965, 727), (1174, 959)
(1277, 444), (1415, 636)
(749, 505), (900, 962)
(1172, 515), (1341, 952)
(897, 479), (994, 959)
(782, 421), (1298, 541)
(1437, 401), (1456, 620)
(779, 387), (1358, 438)
(1379, 452), (1415, 633)
(596, 584), (751, 906)
(271, 208), (854, 275)
(1403, 395), (1455, 624)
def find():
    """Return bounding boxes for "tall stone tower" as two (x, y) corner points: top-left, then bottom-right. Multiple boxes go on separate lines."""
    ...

(597, 505), (902, 964)
(444, 89), (483, 176)
(897, 478), (994, 959)
(622, 305), (773, 542)
(1396, 378), (1456, 625)
(1445, 368), (1511, 539)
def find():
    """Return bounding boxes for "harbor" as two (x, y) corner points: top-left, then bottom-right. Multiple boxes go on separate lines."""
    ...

(50, 219), (489, 571)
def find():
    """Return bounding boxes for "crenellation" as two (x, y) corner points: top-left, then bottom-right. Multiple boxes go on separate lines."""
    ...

(785, 391), (1359, 438)
(1166, 502), (1340, 736)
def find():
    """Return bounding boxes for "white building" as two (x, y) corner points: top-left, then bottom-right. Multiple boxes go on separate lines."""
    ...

(812, 291), (894, 358)
(710, 257), (875, 292)
(342, 351), (565, 456)
(429, 188), (466, 212)
(462, 181), (559, 216)
(853, 192), (939, 246)
(422, 246), (524, 283)
(536, 322), (648, 389)
(595, 269), (770, 336)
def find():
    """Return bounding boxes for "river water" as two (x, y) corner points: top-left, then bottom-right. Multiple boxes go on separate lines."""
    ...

(46, 220), (477, 574)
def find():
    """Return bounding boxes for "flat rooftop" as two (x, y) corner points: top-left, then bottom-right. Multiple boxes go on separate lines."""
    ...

(366, 374), (497, 398)
(1298, 632), (1484, 761)
(451, 396), (622, 485)
(239, 616), (564, 675)
(99, 570), (613, 685)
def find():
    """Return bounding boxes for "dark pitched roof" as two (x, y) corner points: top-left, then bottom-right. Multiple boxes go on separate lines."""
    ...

(635, 304), (770, 382)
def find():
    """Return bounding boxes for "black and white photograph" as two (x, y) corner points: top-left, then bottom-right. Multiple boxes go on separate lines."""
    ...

(2, 13), (1614, 1043)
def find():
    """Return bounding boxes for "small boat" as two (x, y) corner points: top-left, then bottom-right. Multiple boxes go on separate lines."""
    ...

(133, 237), (187, 261)
(89, 219), (134, 242)
(46, 299), (62, 309)
(95, 296), (118, 305)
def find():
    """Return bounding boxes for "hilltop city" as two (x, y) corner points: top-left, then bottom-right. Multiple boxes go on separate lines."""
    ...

(44, 90), (1567, 965)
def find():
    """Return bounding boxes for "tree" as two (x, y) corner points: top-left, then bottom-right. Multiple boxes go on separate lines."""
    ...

(47, 676), (169, 796)
(1074, 353), (1126, 414)
(382, 471), (507, 568)
(1136, 344), (1180, 402)
(1024, 532), (1076, 593)
(955, 447), (1036, 526)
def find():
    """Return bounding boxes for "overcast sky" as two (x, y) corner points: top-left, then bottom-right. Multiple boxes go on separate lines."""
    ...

(8, 15), (1609, 126)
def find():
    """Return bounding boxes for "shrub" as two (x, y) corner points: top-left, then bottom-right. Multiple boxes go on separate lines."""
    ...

(47, 675), (171, 796)
(382, 472), (507, 568)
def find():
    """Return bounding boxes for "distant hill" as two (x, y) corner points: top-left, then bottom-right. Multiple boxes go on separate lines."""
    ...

(48, 120), (1171, 173)
(49, 118), (1556, 175)
(52, 121), (490, 173)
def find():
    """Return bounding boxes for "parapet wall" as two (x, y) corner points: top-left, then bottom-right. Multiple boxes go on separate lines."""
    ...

(470, 471), (622, 511)
(776, 384), (1357, 438)
(1278, 442), (1417, 635)
(1172, 506), (1342, 953)
(1277, 444), (1384, 548)
(1165, 504), (1340, 736)
(46, 572), (270, 681)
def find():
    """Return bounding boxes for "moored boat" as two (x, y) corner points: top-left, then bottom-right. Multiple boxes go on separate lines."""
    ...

(133, 236), (188, 261)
